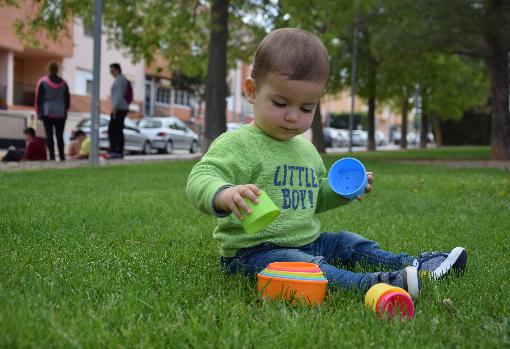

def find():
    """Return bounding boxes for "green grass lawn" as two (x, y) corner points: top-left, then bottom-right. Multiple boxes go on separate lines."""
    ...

(341, 145), (492, 161)
(1, 147), (508, 348)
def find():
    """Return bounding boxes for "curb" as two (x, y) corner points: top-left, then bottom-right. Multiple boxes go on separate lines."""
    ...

(0, 153), (203, 172)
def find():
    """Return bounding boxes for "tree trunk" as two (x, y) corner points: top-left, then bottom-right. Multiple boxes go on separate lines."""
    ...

(434, 114), (443, 146)
(312, 103), (325, 153)
(400, 92), (408, 149)
(367, 52), (377, 151)
(203, 0), (229, 153)
(485, 0), (510, 160)
(420, 102), (429, 149)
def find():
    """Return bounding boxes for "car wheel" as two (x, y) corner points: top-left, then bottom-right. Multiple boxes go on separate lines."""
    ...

(189, 140), (199, 154)
(165, 140), (173, 154)
(142, 141), (152, 154)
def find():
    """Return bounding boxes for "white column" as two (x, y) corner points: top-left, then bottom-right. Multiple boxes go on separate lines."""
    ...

(6, 50), (14, 105)
(149, 78), (156, 116)
(170, 88), (175, 116)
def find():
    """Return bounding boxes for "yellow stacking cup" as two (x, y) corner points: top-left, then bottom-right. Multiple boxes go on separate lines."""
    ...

(364, 283), (408, 312)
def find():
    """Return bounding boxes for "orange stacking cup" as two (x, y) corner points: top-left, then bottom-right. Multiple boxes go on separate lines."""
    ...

(267, 262), (321, 272)
(257, 262), (328, 305)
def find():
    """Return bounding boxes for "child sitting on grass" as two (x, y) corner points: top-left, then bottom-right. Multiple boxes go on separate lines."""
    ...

(68, 130), (90, 160)
(187, 28), (467, 297)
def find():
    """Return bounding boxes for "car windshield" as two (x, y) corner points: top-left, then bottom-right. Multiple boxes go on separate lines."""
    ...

(169, 122), (186, 131)
(139, 120), (162, 129)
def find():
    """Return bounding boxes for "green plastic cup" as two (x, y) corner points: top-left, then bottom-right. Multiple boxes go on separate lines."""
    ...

(241, 190), (280, 234)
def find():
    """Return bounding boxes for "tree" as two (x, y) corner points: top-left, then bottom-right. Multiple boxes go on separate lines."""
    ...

(277, 0), (388, 152)
(311, 103), (325, 153)
(417, 55), (488, 147)
(376, 49), (488, 148)
(383, 0), (510, 159)
(203, 0), (229, 151)
(277, 0), (497, 155)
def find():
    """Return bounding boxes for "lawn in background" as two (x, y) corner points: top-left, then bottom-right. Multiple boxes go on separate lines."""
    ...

(342, 145), (492, 161)
(0, 147), (508, 348)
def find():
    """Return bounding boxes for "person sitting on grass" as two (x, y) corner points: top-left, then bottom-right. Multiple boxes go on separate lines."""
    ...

(1, 145), (24, 162)
(68, 130), (90, 160)
(21, 127), (47, 161)
(187, 28), (467, 298)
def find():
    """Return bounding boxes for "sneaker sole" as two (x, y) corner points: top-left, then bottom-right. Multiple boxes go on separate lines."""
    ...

(432, 247), (467, 280)
(405, 266), (420, 299)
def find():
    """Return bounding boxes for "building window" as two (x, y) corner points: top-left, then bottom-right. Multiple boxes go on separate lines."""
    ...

(156, 86), (172, 105)
(145, 79), (151, 115)
(75, 69), (93, 96)
(174, 89), (192, 107)
(83, 22), (93, 37)
(86, 80), (93, 95)
(150, 79), (193, 107)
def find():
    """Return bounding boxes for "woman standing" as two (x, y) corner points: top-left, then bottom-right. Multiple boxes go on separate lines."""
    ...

(35, 62), (70, 161)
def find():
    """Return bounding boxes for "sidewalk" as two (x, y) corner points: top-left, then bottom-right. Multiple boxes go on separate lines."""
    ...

(2, 146), (509, 172)
(0, 151), (202, 172)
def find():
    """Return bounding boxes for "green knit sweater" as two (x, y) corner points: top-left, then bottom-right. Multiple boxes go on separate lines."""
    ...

(187, 125), (348, 257)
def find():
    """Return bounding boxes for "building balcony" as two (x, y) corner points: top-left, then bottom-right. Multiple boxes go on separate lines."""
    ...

(13, 81), (35, 107)
(0, 84), (7, 109)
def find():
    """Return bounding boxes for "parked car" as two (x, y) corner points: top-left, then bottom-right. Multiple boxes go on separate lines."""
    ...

(76, 115), (152, 154)
(427, 132), (435, 144)
(351, 130), (368, 146)
(323, 127), (348, 147)
(335, 129), (349, 146)
(138, 116), (200, 154)
(375, 130), (387, 146)
(393, 131), (434, 145)
(393, 131), (412, 145)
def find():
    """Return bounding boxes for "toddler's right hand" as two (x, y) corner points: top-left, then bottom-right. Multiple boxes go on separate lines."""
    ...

(214, 184), (261, 220)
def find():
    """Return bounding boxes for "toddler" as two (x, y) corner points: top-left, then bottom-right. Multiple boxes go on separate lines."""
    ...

(187, 28), (467, 297)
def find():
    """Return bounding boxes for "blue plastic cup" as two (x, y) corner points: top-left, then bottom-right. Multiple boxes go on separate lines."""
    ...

(328, 157), (368, 201)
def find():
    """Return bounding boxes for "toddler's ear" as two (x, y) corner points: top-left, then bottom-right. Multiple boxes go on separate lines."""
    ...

(244, 77), (257, 103)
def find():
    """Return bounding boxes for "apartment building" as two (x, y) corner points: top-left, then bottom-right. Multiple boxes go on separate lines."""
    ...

(0, 4), (73, 111)
(144, 55), (196, 123)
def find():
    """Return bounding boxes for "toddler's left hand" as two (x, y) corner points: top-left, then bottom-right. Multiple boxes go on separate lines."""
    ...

(356, 171), (374, 201)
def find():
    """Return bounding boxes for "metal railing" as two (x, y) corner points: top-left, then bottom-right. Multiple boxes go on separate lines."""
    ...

(0, 112), (29, 140)
(0, 111), (32, 149)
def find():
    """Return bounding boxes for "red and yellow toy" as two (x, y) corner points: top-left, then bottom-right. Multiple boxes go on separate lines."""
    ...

(364, 283), (415, 319)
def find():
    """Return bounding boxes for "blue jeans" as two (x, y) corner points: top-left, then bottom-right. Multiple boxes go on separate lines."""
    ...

(220, 231), (416, 292)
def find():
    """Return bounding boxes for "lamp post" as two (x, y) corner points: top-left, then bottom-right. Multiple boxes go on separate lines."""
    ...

(89, 0), (103, 166)
(348, 0), (359, 153)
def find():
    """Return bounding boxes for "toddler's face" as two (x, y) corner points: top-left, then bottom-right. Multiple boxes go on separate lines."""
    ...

(245, 73), (324, 141)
